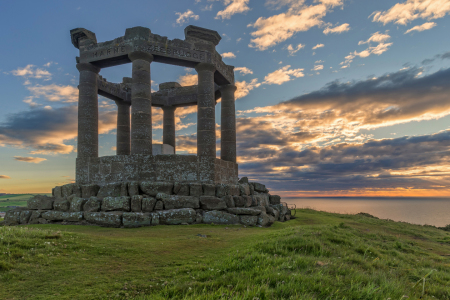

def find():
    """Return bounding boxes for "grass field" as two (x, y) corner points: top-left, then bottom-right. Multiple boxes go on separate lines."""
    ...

(0, 194), (51, 212)
(1, 209), (450, 299)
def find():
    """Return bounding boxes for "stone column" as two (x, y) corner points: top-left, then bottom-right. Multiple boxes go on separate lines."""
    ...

(128, 52), (153, 155)
(195, 63), (216, 158)
(76, 62), (100, 158)
(162, 106), (176, 152)
(220, 84), (237, 163)
(115, 101), (131, 155)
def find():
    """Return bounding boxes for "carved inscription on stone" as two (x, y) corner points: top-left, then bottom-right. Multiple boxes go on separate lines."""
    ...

(133, 44), (207, 62)
(93, 46), (126, 58)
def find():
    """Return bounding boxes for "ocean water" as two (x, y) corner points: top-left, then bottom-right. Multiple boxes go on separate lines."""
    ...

(284, 197), (450, 227)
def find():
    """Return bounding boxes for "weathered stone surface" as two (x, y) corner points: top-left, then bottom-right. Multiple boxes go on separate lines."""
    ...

(83, 197), (102, 212)
(19, 210), (32, 224)
(252, 206), (267, 214)
(154, 200), (164, 210)
(101, 196), (130, 212)
(243, 196), (252, 207)
(142, 197), (157, 212)
(285, 214), (291, 221)
(268, 215), (276, 224)
(227, 207), (261, 215)
(82, 184), (100, 198)
(238, 177), (248, 184)
(252, 182), (266, 193)
(150, 212), (160, 225)
(97, 182), (122, 199)
(4, 210), (21, 225)
(173, 182), (182, 194)
(222, 195), (235, 208)
(70, 197), (87, 212)
(28, 210), (42, 224)
(257, 212), (271, 227)
(240, 215), (257, 226)
(123, 212), (151, 228)
(54, 186), (63, 198)
(203, 210), (239, 224)
(200, 196), (227, 210)
(216, 184), (226, 198)
(85, 212), (123, 227)
(131, 195), (143, 212)
(140, 182), (173, 196)
(73, 184), (82, 197)
(189, 183), (202, 196)
(177, 184), (190, 196)
(120, 182), (129, 196)
(279, 214), (285, 222)
(42, 211), (84, 222)
(233, 196), (246, 207)
(62, 183), (75, 198)
(158, 208), (196, 225)
(156, 193), (170, 200)
(252, 194), (269, 207)
(53, 200), (70, 212)
(249, 183), (255, 195)
(163, 196), (200, 209)
(269, 195), (281, 205)
(226, 185), (240, 196)
(202, 184), (216, 196)
(128, 181), (140, 196)
(27, 195), (54, 210)
(38, 218), (50, 224)
(195, 213), (203, 223)
(239, 183), (250, 196)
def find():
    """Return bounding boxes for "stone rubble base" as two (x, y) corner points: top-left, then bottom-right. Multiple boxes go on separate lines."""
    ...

(3, 178), (292, 228)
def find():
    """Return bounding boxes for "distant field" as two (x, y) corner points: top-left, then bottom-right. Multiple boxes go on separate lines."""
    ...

(0, 194), (51, 212)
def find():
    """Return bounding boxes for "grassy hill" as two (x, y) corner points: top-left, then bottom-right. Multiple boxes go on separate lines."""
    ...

(1, 209), (449, 299)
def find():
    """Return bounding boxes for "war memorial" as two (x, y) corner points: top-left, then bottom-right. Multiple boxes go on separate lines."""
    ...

(4, 25), (292, 228)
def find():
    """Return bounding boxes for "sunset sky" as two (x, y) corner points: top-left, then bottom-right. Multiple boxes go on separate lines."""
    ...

(1, 0), (450, 196)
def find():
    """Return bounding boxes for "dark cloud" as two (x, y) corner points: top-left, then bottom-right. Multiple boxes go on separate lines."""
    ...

(0, 175), (11, 179)
(14, 156), (47, 163)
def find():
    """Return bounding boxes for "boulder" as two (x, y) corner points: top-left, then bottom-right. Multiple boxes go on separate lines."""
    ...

(27, 195), (54, 210)
(131, 195), (143, 212)
(238, 177), (249, 184)
(97, 182), (122, 199)
(158, 208), (196, 225)
(227, 207), (261, 215)
(53, 200), (70, 212)
(252, 206), (266, 214)
(41, 211), (84, 222)
(202, 184), (216, 196)
(200, 196), (227, 210)
(154, 200), (164, 210)
(268, 215), (276, 224)
(82, 184), (100, 198)
(84, 212), (123, 227)
(222, 195), (235, 208)
(226, 185), (240, 196)
(38, 218), (50, 224)
(101, 196), (130, 212)
(62, 183), (75, 198)
(257, 212), (271, 227)
(142, 197), (157, 212)
(233, 196), (246, 207)
(122, 212), (151, 228)
(189, 183), (202, 197)
(150, 212), (160, 225)
(163, 196), (200, 209)
(279, 214), (286, 222)
(4, 210), (21, 225)
(269, 195), (281, 205)
(203, 210), (239, 225)
(54, 186), (63, 198)
(252, 182), (266, 193)
(128, 181), (140, 197)
(140, 182), (173, 196)
(83, 197), (102, 212)
(239, 183), (250, 196)
(28, 210), (42, 224)
(70, 197), (87, 212)
(240, 215), (258, 226)
(243, 196), (253, 207)
(215, 184), (226, 198)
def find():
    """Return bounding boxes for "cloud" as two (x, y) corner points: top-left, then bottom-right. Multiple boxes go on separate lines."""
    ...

(221, 52), (236, 58)
(342, 32), (392, 68)
(0, 175), (11, 179)
(312, 64), (324, 71)
(405, 22), (437, 34)
(372, 0), (450, 25)
(11, 65), (51, 80)
(178, 73), (198, 86)
(0, 106), (116, 154)
(286, 43), (305, 55)
(263, 65), (305, 85)
(27, 84), (78, 103)
(358, 31), (391, 45)
(236, 79), (262, 99)
(175, 9), (199, 25)
(14, 156), (47, 164)
(235, 67), (253, 75)
(312, 43), (324, 49)
(323, 23), (350, 34)
(248, 0), (343, 50)
(216, 0), (250, 19)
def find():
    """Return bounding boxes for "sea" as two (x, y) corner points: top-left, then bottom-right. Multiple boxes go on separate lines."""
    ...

(283, 197), (450, 227)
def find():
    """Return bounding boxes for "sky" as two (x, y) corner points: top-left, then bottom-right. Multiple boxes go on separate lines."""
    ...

(1, 0), (450, 197)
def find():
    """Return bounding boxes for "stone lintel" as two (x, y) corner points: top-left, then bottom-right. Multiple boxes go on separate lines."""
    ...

(70, 28), (97, 49)
(184, 25), (221, 46)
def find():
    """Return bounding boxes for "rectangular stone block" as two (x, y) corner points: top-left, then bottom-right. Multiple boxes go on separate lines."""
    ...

(199, 196), (227, 210)
(142, 197), (157, 212)
(123, 212), (151, 228)
(131, 195), (143, 212)
(85, 212), (123, 227)
(158, 208), (196, 225)
(101, 196), (131, 212)
(163, 196), (200, 210)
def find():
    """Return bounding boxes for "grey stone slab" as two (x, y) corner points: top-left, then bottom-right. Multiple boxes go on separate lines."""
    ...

(252, 182), (266, 193)
(258, 212), (272, 227)
(140, 182), (173, 196)
(202, 184), (216, 196)
(226, 208), (261, 215)
(84, 197), (102, 212)
(142, 197), (157, 212)
(97, 182), (122, 199)
(226, 185), (240, 196)
(199, 196), (227, 210)
(85, 212), (123, 227)
(269, 195), (281, 205)
(4, 210), (21, 225)
(239, 183), (250, 196)
(222, 195), (235, 208)
(62, 183), (75, 198)
(123, 212), (151, 228)
(41, 211), (84, 222)
(54, 200), (70, 212)
(150, 212), (160, 225)
(131, 195), (143, 212)
(19, 210), (32, 224)
(215, 184), (226, 198)
(101, 196), (131, 212)
(190, 183), (202, 196)
(240, 215), (257, 226)
(238, 177), (248, 184)
(27, 195), (54, 210)
(163, 195), (200, 209)
(128, 181), (140, 196)
(158, 208), (196, 225)
(28, 210), (42, 224)
(70, 197), (88, 212)
(203, 210), (239, 225)
(233, 196), (246, 208)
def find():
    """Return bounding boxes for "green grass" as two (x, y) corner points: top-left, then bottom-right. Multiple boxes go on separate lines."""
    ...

(1, 209), (450, 300)
(0, 194), (51, 212)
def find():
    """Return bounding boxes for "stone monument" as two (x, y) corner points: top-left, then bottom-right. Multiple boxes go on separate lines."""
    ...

(3, 26), (292, 228)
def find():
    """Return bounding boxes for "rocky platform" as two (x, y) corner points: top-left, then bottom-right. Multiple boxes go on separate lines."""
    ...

(2, 177), (292, 228)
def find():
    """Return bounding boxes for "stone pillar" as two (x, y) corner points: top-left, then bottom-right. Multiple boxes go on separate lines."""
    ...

(128, 52), (154, 155)
(115, 101), (131, 155)
(76, 62), (100, 158)
(220, 84), (237, 163)
(162, 106), (176, 152)
(195, 63), (216, 158)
